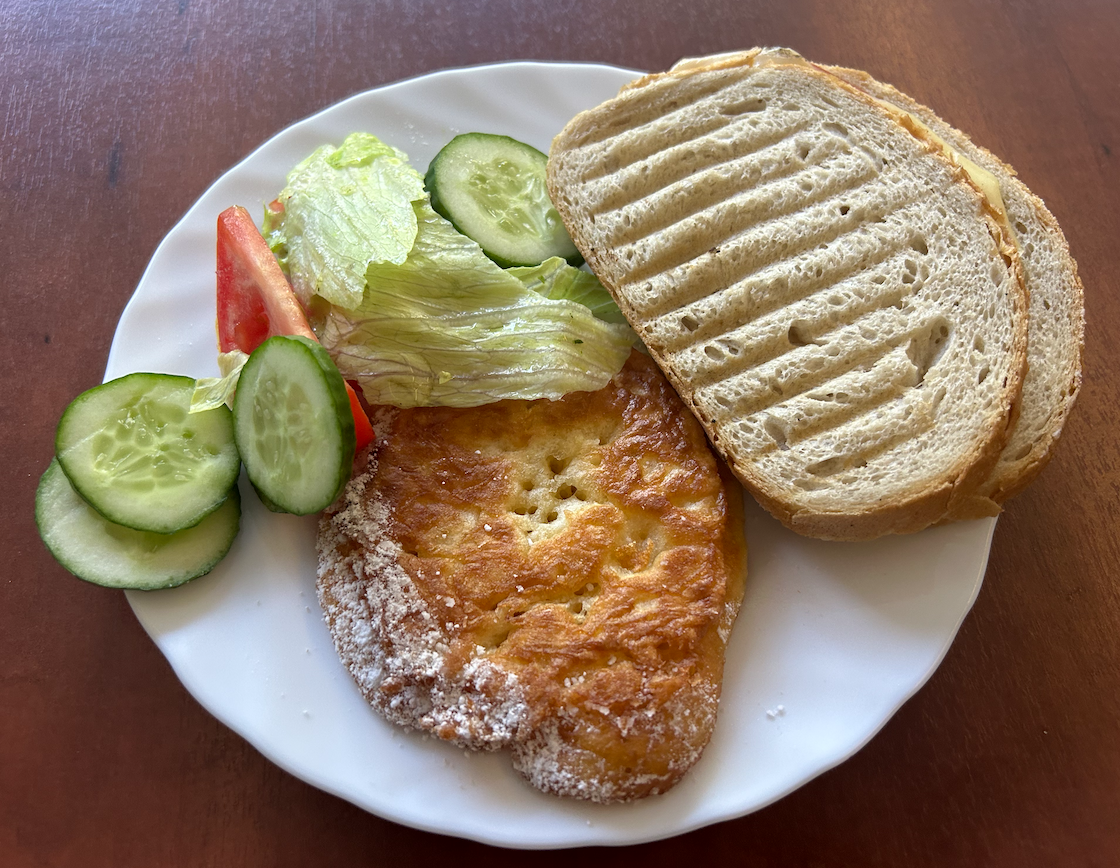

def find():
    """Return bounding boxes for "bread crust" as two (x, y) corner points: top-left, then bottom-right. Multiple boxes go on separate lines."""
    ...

(547, 49), (1031, 541)
(823, 64), (1085, 516)
(316, 351), (747, 802)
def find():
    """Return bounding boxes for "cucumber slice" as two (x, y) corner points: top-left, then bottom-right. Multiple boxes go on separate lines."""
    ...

(234, 335), (355, 515)
(426, 132), (582, 267)
(55, 373), (240, 534)
(36, 459), (241, 590)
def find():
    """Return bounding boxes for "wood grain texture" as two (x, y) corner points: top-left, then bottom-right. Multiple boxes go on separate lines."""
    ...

(2, 0), (1117, 864)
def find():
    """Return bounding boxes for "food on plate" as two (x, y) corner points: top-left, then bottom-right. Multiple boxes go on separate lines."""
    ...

(55, 373), (240, 534)
(546, 47), (1076, 540)
(426, 132), (583, 267)
(263, 132), (636, 409)
(38, 373), (243, 589)
(36, 459), (241, 590)
(262, 130), (749, 802)
(316, 350), (746, 802)
(234, 335), (356, 515)
(215, 205), (374, 453)
(263, 133), (428, 311)
(821, 63), (1084, 517)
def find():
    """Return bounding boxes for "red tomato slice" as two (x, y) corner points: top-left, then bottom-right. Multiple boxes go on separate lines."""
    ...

(216, 205), (316, 353)
(216, 205), (374, 451)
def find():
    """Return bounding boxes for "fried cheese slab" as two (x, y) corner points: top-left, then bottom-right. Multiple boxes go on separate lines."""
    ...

(316, 351), (746, 802)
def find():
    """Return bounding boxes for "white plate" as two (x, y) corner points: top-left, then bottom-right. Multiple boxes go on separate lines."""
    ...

(106, 62), (995, 849)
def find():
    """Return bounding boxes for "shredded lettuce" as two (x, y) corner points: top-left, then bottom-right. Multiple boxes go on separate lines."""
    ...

(318, 201), (637, 408)
(269, 132), (427, 309)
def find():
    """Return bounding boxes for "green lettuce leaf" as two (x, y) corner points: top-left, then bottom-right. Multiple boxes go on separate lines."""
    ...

(189, 350), (249, 413)
(269, 132), (427, 309)
(318, 201), (637, 408)
(506, 258), (630, 324)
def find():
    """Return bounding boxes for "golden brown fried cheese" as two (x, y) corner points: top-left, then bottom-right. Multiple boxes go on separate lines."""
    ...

(316, 351), (746, 802)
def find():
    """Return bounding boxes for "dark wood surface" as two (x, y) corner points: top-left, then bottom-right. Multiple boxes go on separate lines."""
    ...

(4, 1), (1118, 864)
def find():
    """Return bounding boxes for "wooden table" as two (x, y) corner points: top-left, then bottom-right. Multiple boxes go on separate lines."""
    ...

(4, 1), (1118, 864)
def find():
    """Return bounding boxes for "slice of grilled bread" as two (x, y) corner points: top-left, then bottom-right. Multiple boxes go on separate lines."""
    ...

(824, 64), (1084, 517)
(547, 48), (1030, 541)
(316, 351), (746, 802)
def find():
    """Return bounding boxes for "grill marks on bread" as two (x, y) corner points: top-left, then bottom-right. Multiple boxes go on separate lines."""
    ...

(821, 64), (1084, 515)
(316, 352), (746, 802)
(548, 50), (1030, 539)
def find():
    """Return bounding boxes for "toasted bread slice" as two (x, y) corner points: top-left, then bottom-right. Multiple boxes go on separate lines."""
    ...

(824, 64), (1084, 517)
(316, 351), (746, 802)
(547, 48), (1030, 540)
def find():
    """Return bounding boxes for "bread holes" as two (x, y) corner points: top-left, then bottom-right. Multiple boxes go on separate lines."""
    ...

(720, 96), (767, 116)
(548, 455), (571, 475)
(567, 582), (601, 621)
(763, 415), (789, 450)
(901, 257), (919, 285)
(510, 440), (616, 544)
(555, 482), (587, 502)
(806, 455), (845, 477)
(787, 321), (815, 347)
(859, 145), (885, 170)
(906, 318), (952, 385)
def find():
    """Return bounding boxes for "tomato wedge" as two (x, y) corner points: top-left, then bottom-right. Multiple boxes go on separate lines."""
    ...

(216, 205), (374, 451)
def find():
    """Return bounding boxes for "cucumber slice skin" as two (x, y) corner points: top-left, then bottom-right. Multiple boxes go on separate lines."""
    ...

(55, 373), (240, 534)
(234, 335), (355, 515)
(426, 133), (583, 268)
(36, 459), (241, 590)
